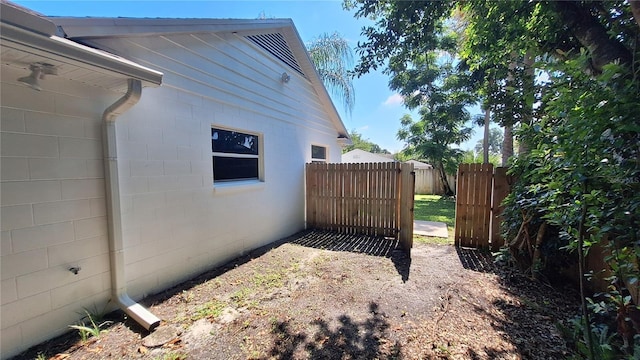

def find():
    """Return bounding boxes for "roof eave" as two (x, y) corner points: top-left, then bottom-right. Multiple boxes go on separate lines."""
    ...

(1, 2), (163, 86)
(50, 17), (296, 39)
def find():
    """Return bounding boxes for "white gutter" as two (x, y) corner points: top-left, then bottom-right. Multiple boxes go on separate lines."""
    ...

(102, 78), (161, 330)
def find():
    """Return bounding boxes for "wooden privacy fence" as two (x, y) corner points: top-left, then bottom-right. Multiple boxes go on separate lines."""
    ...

(414, 168), (456, 195)
(454, 164), (512, 250)
(306, 162), (415, 254)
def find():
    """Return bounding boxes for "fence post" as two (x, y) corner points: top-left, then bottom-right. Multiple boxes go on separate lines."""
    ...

(399, 163), (415, 255)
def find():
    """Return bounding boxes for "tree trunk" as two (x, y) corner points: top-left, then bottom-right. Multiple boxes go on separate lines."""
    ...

(530, 222), (548, 280)
(503, 57), (516, 166)
(518, 51), (535, 156)
(438, 163), (454, 196)
(555, 1), (632, 73)
(502, 125), (513, 166)
(483, 108), (490, 164)
(630, 0), (640, 31)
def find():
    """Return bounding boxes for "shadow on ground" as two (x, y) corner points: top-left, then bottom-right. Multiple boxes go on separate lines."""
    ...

(13, 230), (411, 359)
(291, 229), (411, 282)
(455, 246), (496, 273)
(455, 245), (580, 358)
(267, 302), (402, 359)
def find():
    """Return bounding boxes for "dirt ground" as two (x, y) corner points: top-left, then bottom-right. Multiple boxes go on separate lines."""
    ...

(16, 230), (580, 360)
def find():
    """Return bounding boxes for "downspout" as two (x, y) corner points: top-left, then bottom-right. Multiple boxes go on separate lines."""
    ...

(102, 79), (161, 330)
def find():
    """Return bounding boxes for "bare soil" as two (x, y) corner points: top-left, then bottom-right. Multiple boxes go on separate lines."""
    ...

(15, 230), (580, 360)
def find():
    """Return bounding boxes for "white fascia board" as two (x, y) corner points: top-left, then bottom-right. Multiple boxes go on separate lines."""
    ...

(1, 21), (163, 86)
(51, 17), (295, 39)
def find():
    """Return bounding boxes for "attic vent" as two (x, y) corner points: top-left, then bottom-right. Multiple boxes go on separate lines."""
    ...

(245, 33), (305, 77)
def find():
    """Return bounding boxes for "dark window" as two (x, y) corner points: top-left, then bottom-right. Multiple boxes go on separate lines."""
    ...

(212, 128), (260, 182)
(311, 145), (327, 163)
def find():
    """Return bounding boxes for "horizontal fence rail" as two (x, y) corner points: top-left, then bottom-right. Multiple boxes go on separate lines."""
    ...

(306, 162), (415, 254)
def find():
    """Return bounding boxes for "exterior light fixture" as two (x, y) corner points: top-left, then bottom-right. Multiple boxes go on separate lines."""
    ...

(17, 63), (57, 91)
(281, 72), (290, 83)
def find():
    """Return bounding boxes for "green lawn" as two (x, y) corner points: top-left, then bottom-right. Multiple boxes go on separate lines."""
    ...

(413, 195), (455, 227)
(413, 194), (456, 244)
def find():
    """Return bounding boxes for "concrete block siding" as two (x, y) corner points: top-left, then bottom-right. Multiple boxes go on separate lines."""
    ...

(1, 65), (114, 357)
(1, 22), (343, 359)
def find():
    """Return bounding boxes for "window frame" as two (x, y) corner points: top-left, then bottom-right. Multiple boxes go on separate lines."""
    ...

(311, 144), (328, 163)
(211, 126), (264, 184)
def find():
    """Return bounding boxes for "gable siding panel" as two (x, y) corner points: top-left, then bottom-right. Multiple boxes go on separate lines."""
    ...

(89, 35), (337, 136)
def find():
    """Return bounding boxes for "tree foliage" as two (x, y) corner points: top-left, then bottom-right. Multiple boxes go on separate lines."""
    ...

(342, 129), (390, 154)
(346, 0), (640, 356)
(395, 52), (474, 196)
(474, 127), (503, 156)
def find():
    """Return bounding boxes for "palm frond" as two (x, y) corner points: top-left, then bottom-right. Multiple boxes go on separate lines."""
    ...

(307, 32), (355, 115)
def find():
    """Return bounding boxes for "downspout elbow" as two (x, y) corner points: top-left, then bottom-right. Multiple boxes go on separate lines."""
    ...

(103, 79), (160, 331)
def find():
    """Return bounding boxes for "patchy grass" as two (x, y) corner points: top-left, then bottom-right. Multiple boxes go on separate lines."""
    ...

(191, 299), (226, 321)
(413, 195), (455, 228)
(414, 234), (452, 245)
(413, 195), (456, 245)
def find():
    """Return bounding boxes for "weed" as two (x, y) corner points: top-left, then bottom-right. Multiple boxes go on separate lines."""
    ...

(179, 290), (194, 303)
(35, 353), (47, 360)
(252, 271), (283, 288)
(288, 261), (301, 273)
(152, 351), (187, 360)
(68, 310), (112, 342)
(269, 316), (279, 331)
(230, 287), (252, 306)
(191, 299), (226, 321)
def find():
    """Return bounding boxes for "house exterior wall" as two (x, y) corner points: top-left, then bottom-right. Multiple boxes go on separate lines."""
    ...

(96, 31), (342, 299)
(1, 65), (116, 358)
(1, 27), (342, 359)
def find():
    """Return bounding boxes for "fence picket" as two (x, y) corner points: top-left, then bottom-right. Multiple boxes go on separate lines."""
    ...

(454, 164), (512, 250)
(305, 162), (414, 255)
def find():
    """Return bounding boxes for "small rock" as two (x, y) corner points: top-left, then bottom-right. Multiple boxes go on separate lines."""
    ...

(142, 325), (179, 348)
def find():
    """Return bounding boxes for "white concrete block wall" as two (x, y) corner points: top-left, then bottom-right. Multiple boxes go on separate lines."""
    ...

(1, 28), (345, 358)
(1, 65), (113, 358)
(116, 95), (293, 298)
(91, 32), (344, 299)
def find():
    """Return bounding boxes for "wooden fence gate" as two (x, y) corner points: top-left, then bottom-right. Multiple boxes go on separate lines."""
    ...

(306, 162), (415, 254)
(454, 163), (512, 250)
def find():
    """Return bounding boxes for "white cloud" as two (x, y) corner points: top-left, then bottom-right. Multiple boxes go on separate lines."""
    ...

(382, 93), (404, 107)
(357, 125), (369, 131)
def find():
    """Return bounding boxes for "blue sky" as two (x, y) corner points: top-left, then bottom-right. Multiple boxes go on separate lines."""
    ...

(15, 0), (483, 153)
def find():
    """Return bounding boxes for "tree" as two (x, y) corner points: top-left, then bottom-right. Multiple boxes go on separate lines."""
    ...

(394, 51), (474, 196)
(307, 32), (355, 115)
(474, 127), (502, 156)
(345, 1), (640, 355)
(462, 149), (500, 167)
(397, 107), (472, 197)
(342, 129), (389, 154)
